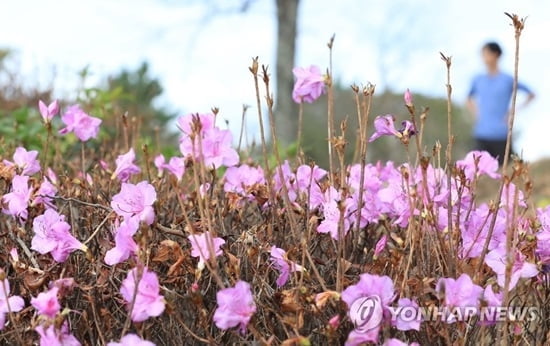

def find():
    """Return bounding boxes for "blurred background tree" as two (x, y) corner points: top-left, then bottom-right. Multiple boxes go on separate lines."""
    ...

(0, 49), (53, 154)
(103, 62), (178, 149)
(0, 52), (178, 158)
(274, 0), (300, 145)
(184, 0), (301, 144)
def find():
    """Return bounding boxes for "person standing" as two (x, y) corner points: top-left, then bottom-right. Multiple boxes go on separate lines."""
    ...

(467, 41), (535, 165)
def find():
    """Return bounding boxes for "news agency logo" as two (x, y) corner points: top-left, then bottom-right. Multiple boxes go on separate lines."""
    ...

(386, 305), (540, 323)
(349, 294), (541, 333)
(349, 295), (384, 332)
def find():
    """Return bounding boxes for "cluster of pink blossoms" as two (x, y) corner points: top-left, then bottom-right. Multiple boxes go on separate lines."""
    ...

(337, 271), (527, 345)
(3, 146), (41, 176)
(177, 113), (239, 170)
(120, 266), (165, 322)
(59, 105), (102, 142)
(2, 89), (549, 346)
(154, 154), (186, 181)
(2, 169), (59, 222)
(105, 180), (157, 267)
(223, 164), (266, 199)
(31, 278), (81, 345)
(104, 217), (140, 265)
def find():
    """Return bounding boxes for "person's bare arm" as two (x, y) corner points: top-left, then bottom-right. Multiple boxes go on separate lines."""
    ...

(520, 92), (535, 110)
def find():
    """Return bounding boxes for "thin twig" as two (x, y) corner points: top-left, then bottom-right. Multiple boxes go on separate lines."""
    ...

(499, 12), (526, 344)
(84, 211), (114, 245)
(52, 196), (113, 211)
(476, 14), (525, 285)
(326, 34), (336, 185)
(440, 52), (456, 276)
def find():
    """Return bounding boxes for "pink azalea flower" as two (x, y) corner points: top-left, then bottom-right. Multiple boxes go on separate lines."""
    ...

(2, 175), (33, 220)
(38, 99), (60, 123)
(111, 181), (157, 225)
(456, 151), (500, 180)
(178, 113), (239, 169)
(84, 172), (93, 186)
(500, 183), (526, 209)
(341, 273), (395, 310)
(154, 154), (165, 177)
(392, 298), (420, 331)
(536, 207), (550, 266)
(460, 204), (506, 258)
(176, 113), (216, 136)
(317, 199), (351, 240)
(46, 168), (59, 185)
(120, 266), (165, 322)
(105, 217), (140, 266)
(59, 105), (102, 141)
(348, 192), (381, 228)
(436, 273), (483, 323)
(436, 273), (483, 308)
(3, 147), (41, 175)
(341, 273), (395, 344)
(180, 127), (239, 169)
(188, 231), (225, 265)
(378, 182), (414, 228)
(199, 183), (210, 198)
(0, 277), (25, 330)
(272, 160), (298, 202)
(163, 156), (186, 181)
(374, 235), (388, 258)
(292, 65), (326, 103)
(295, 164), (327, 190)
(32, 177), (57, 209)
(383, 339), (419, 346)
(270, 246), (304, 287)
(485, 246), (538, 290)
(9, 248), (19, 263)
(213, 280), (256, 334)
(31, 286), (61, 318)
(154, 154), (186, 180)
(112, 148), (141, 182)
(31, 209), (85, 262)
(347, 163), (383, 192)
(481, 285), (503, 325)
(295, 164), (327, 209)
(52, 278), (75, 290)
(369, 115), (416, 143)
(369, 115), (400, 142)
(107, 333), (155, 346)
(99, 160), (110, 171)
(223, 164), (266, 197)
(328, 315), (340, 329)
(404, 89), (413, 107)
(35, 322), (80, 346)
(399, 120), (416, 138)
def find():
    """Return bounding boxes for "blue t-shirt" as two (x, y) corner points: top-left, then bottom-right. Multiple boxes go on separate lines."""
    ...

(468, 72), (532, 140)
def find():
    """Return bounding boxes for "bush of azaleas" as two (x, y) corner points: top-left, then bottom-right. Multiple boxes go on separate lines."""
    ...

(0, 64), (548, 346)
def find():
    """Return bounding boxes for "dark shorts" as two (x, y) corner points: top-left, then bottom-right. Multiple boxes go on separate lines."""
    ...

(474, 138), (512, 165)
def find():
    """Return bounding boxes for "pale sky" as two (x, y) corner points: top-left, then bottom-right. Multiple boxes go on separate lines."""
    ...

(1, 0), (549, 160)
